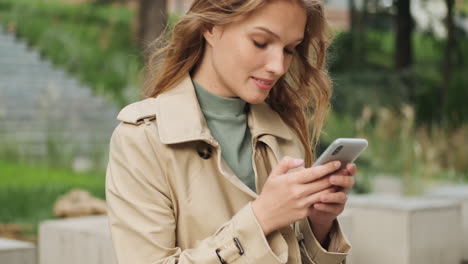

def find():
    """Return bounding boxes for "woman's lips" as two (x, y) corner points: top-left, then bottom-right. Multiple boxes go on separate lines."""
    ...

(251, 77), (273, 90)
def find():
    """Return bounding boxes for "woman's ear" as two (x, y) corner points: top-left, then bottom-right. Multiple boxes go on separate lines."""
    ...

(202, 24), (220, 47)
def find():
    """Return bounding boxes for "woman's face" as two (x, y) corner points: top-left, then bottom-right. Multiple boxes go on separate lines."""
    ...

(197, 0), (307, 104)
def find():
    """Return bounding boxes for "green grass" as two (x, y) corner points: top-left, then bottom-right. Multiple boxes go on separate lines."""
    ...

(0, 160), (105, 236)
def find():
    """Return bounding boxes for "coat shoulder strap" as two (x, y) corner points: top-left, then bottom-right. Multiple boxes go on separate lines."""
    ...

(116, 98), (158, 125)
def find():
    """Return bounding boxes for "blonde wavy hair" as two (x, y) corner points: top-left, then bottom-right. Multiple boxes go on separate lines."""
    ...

(143, 0), (333, 167)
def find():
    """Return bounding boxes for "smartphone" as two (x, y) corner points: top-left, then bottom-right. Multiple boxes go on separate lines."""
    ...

(313, 138), (368, 170)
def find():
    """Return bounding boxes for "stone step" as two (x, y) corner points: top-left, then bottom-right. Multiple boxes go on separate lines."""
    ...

(1, 101), (118, 114)
(2, 136), (113, 144)
(0, 52), (41, 62)
(0, 67), (66, 74)
(0, 46), (40, 56)
(0, 121), (116, 133)
(0, 26), (120, 167)
(0, 144), (108, 159)
(0, 50), (43, 59)
(1, 86), (97, 99)
(0, 120), (118, 133)
(0, 98), (102, 109)
(0, 41), (31, 52)
(0, 56), (52, 64)
(0, 80), (93, 90)
(0, 138), (110, 148)
(0, 59), (51, 66)
(1, 90), (96, 102)
(0, 65), (65, 75)
(0, 124), (116, 136)
(0, 85), (109, 98)
(0, 33), (18, 42)
(0, 70), (68, 81)
(1, 90), (107, 104)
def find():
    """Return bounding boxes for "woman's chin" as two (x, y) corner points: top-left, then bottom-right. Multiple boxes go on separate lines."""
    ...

(244, 94), (268, 105)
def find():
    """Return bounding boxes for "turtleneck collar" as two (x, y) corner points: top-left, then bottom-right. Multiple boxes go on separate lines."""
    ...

(192, 80), (247, 117)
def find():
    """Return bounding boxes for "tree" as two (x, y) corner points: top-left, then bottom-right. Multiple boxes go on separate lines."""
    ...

(441, 0), (456, 121)
(346, 0), (369, 68)
(394, 0), (413, 70)
(349, 0), (358, 31)
(137, 0), (167, 57)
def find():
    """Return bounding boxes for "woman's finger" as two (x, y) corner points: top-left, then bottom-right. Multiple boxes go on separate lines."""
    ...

(300, 176), (333, 197)
(270, 156), (304, 177)
(329, 175), (355, 190)
(346, 163), (357, 176)
(319, 191), (347, 204)
(293, 161), (341, 184)
(336, 163), (357, 176)
(336, 168), (349, 176)
(303, 188), (332, 207)
(312, 203), (344, 214)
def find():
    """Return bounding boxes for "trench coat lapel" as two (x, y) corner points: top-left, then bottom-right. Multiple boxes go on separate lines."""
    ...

(156, 75), (292, 145)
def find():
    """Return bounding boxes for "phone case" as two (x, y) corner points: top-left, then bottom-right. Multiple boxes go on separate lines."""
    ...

(313, 138), (368, 168)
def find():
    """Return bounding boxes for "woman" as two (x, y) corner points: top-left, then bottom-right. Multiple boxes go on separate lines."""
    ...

(106, 0), (355, 263)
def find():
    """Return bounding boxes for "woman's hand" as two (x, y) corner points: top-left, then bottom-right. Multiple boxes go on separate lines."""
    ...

(307, 163), (356, 245)
(252, 157), (341, 236)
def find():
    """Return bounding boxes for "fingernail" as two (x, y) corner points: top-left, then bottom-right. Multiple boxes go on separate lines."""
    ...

(293, 159), (304, 166)
(330, 176), (336, 184)
(334, 161), (341, 168)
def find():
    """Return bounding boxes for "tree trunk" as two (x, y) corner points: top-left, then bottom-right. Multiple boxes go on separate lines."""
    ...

(441, 0), (455, 121)
(359, 0), (370, 64)
(349, 0), (357, 32)
(137, 0), (167, 57)
(348, 0), (358, 67)
(395, 0), (413, 70)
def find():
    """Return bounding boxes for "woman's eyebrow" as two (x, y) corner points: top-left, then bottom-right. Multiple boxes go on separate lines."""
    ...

(253, 26), (303, 43)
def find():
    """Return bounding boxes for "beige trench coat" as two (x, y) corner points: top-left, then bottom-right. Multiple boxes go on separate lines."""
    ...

(106, 75), (351, 264)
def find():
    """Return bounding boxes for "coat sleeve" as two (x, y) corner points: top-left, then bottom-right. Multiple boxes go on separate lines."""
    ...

(296, 218), (351, 264)
(105, 123), (289, 264)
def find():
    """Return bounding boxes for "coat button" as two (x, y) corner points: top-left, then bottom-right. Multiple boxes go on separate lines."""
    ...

(197, 145), (212, 159)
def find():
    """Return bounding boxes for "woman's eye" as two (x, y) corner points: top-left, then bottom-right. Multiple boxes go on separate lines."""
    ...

(253, 41), (267, 49)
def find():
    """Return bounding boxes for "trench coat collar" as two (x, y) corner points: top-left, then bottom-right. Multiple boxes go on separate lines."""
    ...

(155, 75), (292, 145)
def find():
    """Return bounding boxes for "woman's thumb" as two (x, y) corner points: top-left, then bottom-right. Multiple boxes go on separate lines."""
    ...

(270, 156), (304, 177)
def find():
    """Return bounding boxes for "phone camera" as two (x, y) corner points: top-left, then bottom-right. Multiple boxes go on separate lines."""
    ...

(332, 145), (343, 155)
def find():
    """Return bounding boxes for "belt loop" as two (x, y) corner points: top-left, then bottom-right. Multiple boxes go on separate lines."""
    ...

(215, 249), (227, 264)
(233, 237), (244, 255)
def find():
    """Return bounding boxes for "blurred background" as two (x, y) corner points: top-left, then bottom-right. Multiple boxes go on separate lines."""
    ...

(0, 0), (467, 249)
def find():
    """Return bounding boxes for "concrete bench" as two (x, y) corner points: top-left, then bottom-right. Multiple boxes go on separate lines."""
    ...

(39, 216), (117, 264)
(371, 175), (402, 194)
(336, 209), (354, 264)
(345, 194), (462, 264)
(426, 185), (468, 263)
(0, 238), (36, 264)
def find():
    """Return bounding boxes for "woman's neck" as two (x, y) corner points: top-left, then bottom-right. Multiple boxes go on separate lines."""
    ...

(191, 49), (236, 98)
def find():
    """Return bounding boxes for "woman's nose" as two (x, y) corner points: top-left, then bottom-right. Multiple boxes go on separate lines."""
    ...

(265, 49), (286, 76)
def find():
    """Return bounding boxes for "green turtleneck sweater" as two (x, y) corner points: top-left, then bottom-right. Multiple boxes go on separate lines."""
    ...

(193, 80), (256, 192)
